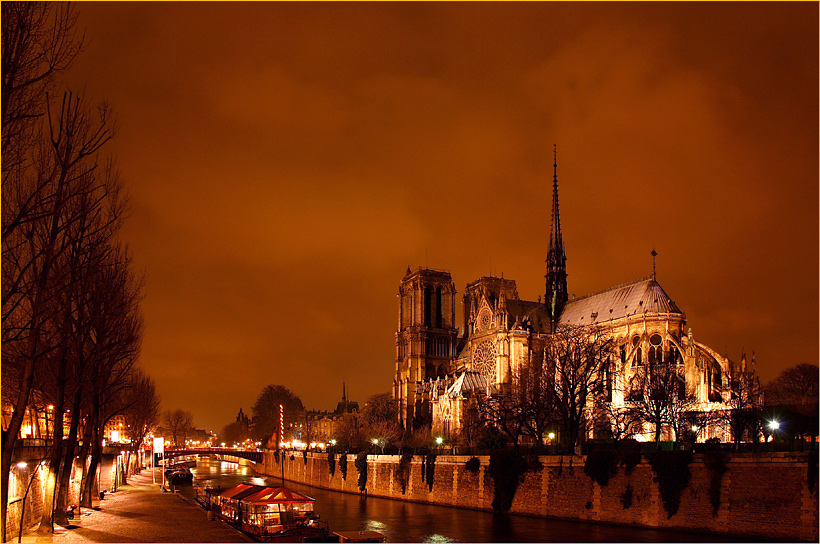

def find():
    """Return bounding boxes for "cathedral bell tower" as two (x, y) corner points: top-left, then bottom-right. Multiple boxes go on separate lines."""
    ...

(394, 267), (458, 431)
(545, 145), (568, 327)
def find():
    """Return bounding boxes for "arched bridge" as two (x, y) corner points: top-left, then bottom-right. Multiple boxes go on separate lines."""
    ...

(163, 447), (263, 463)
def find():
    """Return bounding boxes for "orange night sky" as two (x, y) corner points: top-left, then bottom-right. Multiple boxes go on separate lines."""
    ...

(63, 2), (818, 433)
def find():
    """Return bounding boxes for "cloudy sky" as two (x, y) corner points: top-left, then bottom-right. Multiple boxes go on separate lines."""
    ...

(64, 2), (817, 433)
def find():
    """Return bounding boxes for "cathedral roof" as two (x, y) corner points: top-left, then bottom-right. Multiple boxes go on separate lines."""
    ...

(446, 371), (492, 397)
(504, 299), (552, 332)
(559, 276), (682, 326)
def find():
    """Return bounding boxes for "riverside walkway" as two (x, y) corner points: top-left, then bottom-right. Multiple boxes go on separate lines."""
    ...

(19, 470), (250, 543)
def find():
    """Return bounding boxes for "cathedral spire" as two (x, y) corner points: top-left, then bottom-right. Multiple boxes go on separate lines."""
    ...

(651, 248), (658, 280)
(545, 144), (568, 325)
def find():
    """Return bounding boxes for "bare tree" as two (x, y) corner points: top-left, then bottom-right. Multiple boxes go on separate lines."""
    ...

(1, 4), (144, 536)
(2, 2), (82, 175)
(547, 325), (614, 454)
(593, 394), (642, 446)
(164, 409), (195, 447)
(765, 363), (818, 408)
(716, 367), (763, 450)
(122, 370), (160, 472)
(517, 349), (557, 451)
(475, 387), (528, 449)
(1, 4), (86, 535)
(361, 393), (401, 450)
(626, 361), (692, 448)
(455, 399), (484, 451)
(333, 412), (366, 452)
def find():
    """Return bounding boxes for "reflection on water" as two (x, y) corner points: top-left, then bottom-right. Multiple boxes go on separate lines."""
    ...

(178, 456), (752, 543)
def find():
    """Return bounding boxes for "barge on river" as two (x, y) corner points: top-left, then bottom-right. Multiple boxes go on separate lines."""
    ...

(207, 483), (338, 542)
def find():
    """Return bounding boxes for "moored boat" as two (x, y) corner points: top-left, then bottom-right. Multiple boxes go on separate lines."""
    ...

(208, 483), (332, 542)
(240, 486), (329, 542)
(168, 466), (193, 484)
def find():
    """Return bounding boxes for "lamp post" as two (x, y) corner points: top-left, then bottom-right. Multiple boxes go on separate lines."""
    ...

(279, 404), (285, 486)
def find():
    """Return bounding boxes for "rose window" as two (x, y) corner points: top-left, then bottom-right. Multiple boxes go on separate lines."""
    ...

(472, 339), (497, 381)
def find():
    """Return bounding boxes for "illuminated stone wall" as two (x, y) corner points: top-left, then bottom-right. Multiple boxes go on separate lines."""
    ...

(260, 450), (818, 541)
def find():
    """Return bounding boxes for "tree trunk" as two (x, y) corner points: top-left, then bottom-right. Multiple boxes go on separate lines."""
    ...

(81, 428), (102, 509)
(77, 408), (95, 508)
(38, 408), (65, 533)
(1, 368), (34, 542)
(654, 422), (662, 450)
(55, 387), (83, 525)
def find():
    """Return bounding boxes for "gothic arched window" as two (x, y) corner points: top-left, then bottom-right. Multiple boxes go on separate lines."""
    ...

(649, 333), (663, 365)
(633, 336), (643, 366)
(604, 356), (613, 402)
(424, 286), (433, 327)
(436, 287), (443, 328)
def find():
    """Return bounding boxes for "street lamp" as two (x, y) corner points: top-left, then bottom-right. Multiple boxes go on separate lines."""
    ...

(768, 420), (780, 431)
(16, 460), (45, 543)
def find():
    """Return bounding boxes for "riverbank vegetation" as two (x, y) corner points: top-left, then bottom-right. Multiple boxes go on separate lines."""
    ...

(2, 2), (153, 538)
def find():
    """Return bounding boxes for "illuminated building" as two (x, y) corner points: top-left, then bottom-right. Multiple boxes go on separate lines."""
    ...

(394, 150), (749, 444)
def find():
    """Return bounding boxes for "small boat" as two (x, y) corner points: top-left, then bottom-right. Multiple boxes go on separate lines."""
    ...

(168, 466), (193, 484)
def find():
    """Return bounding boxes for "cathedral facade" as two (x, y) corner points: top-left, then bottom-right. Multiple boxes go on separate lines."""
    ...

(393, 152), (744, 444)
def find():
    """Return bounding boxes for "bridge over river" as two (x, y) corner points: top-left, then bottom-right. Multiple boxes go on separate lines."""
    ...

(163, 447), (263, 463)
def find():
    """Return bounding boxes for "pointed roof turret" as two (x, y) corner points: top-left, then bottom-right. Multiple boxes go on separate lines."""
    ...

(545, 144), (568, 325)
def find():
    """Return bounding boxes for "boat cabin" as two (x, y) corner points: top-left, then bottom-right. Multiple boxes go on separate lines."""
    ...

(240, 487), (318, 535)
(211, 484), (268, 521)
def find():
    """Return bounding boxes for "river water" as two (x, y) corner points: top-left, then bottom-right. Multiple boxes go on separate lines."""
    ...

(177, 457), (752, 543)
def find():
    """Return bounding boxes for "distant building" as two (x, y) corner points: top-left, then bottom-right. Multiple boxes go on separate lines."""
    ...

(394, 150), (753, 445)
(304, 383), (358, 444)
(236, 407), (254, 434)
(104, 414), (129, 444)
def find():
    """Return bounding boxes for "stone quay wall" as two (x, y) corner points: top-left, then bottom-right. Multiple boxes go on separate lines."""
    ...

(258, 450), (818, 542)
(5, 451), (123, 541)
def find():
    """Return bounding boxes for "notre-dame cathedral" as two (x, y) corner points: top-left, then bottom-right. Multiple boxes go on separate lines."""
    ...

(392, 151), (745, 444)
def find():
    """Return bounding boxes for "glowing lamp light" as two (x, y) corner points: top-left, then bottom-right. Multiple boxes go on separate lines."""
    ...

(548, 432), (555, 440)
(330, 439), (337, 446)
(16, 462), (27, 469)
(768, 420), (780, 430)
(435, 437), (443, 445)
(691, 425), (699, 432)
(372, 438), (379, 445)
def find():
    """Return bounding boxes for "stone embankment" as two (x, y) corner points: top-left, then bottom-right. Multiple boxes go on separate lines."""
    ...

(16, 470), (248, 543)
(259, 450), (818, 542)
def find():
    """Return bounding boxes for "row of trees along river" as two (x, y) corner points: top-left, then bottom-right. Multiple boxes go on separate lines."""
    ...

(219, 362), (817, 460)
(1, 3), (162, 540)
